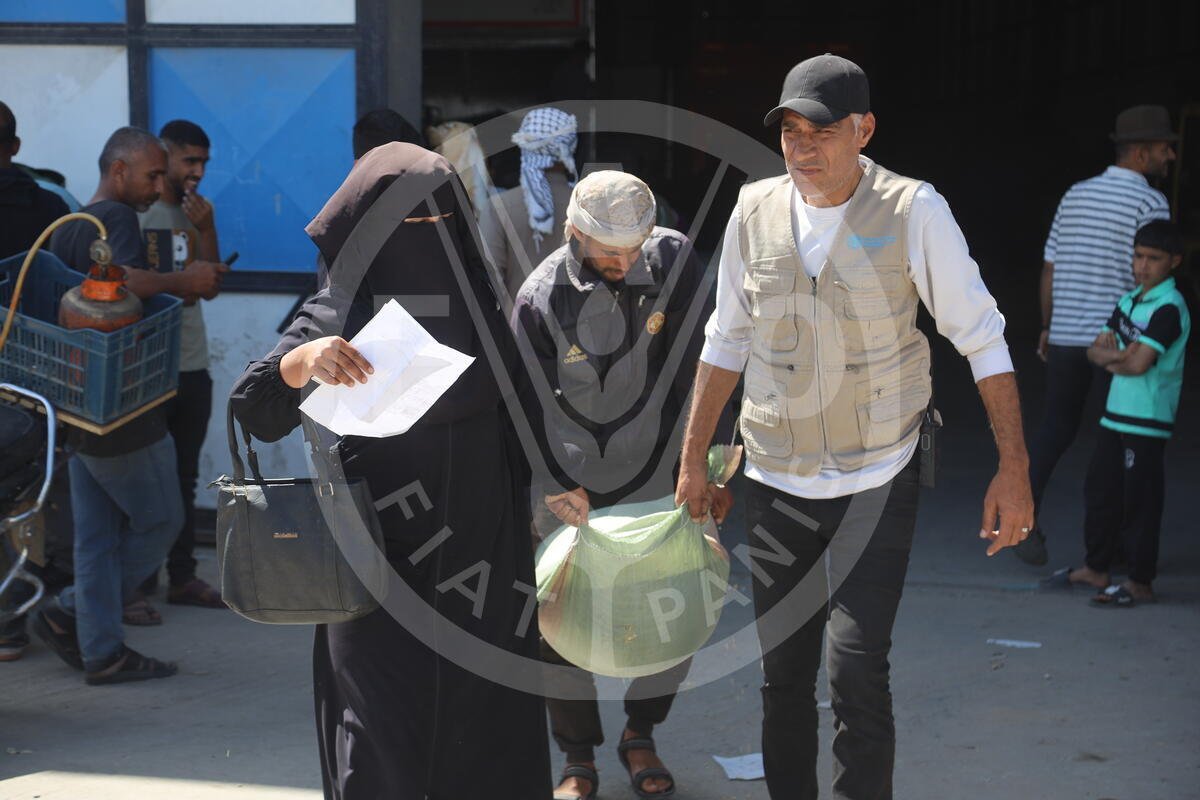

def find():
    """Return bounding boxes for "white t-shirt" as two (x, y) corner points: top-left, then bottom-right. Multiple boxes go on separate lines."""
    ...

(701, 157), (1013, 499)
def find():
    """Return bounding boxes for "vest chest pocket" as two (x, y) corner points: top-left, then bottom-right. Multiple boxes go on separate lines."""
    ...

(833, 268), (907, 352)
(745, 265), (799, 351)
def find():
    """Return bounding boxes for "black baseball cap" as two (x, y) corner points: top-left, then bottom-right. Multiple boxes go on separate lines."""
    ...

(764, 53), (870, 127)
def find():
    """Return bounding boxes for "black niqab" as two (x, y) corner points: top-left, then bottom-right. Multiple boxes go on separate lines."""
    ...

(230, 143), (550, 800)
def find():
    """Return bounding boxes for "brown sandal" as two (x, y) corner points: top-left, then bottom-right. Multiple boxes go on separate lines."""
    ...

(85, 645), (177, 685)
(167, 578), (224, 608)
(122, 596), (163, 626)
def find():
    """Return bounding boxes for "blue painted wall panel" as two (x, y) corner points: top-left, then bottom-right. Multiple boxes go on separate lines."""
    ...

(148, 47), (355, 272)
(0, 0), (124, 22)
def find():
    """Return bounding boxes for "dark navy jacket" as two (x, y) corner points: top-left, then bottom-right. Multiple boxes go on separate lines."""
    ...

(511, 227), (724, 500)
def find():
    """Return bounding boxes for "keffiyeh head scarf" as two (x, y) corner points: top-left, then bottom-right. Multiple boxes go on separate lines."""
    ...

(511, 107), (578, 246)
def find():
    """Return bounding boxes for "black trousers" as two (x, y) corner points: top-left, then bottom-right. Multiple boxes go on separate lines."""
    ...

(1083, 426), (1166, 585)
(746, 456), (919, 800)
(1028, 345), (1111, 516)
(539, 636), (691, 764)
(146, 369), (213, 588)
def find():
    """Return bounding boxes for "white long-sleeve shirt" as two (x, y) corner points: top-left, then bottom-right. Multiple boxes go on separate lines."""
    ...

(702, 158), (1013, 499)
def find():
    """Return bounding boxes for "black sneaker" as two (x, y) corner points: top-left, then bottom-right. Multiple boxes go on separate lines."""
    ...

(1012, 526), (1048, 566)
(32, 607), (84, 671)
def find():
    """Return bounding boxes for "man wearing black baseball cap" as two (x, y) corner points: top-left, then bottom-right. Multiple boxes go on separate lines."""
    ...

(762, 52), (871, 127)
(677, 54), (1034, 799)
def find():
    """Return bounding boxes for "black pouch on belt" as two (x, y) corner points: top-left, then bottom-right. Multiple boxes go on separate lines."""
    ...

(919, 400), (942, 489)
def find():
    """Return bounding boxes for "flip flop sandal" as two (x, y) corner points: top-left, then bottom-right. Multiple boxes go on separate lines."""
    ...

(122, 597), (163, 626)
(617, 737), (676, 799)
(1040, 567), (1104, 592)
(85, 645), (178, 685)
(553, 764), (599, 800)
(1092, 584), (1154, 608)
(32, 608), (84, 671)
(1091, 585), (1135, 607)
(167, 578), (225, 609)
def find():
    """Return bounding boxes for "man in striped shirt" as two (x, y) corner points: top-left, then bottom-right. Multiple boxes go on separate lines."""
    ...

(1016, 105), (1174, 565)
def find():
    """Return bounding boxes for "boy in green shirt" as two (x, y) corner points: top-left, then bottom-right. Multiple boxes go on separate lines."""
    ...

(1054, 221), (1190, 605)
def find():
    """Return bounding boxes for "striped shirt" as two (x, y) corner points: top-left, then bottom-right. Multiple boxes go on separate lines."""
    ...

(1044, 166), (1170, 347)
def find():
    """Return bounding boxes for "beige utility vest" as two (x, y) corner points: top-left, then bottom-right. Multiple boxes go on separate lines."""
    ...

(738, 162), (932, 478)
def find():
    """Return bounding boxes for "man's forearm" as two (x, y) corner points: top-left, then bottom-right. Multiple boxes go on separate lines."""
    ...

(1088, 345), (1119, 367)
(1039, 261), (1054, 328)
(976, 372), (1029, 469)
(680, 361), (741, 472)
(122, 266), (186, 299)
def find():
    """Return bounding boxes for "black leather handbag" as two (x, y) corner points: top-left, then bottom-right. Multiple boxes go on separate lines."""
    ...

(210, 402), (387, 624)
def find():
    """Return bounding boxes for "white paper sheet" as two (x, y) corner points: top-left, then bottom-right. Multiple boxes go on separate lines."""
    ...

(299, 299), (474, 437)
(712, 753), (765, 781)
(986, 638), (1042, 649)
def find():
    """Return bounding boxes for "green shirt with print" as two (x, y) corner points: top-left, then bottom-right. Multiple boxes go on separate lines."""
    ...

(1101, 276), (1190, 439)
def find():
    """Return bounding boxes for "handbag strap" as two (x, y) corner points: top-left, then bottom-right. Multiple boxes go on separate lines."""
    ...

(226, 398), (263, 482)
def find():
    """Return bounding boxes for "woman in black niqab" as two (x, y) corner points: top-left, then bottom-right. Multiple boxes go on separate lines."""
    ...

(230, 143), (551, 800)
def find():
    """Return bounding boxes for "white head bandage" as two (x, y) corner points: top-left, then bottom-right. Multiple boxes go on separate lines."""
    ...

(566, 170), (656, 248)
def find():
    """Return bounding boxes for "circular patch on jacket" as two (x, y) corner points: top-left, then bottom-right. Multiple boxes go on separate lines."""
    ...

(646, 311), (665, 335)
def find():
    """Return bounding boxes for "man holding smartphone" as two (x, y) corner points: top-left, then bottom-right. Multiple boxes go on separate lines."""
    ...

(137, 119), (229, 615)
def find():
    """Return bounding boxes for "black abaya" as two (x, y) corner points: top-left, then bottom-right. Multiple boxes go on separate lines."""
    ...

(230, 144), (551, 800)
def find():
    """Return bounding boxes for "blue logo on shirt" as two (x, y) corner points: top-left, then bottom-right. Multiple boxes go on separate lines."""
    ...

(847, 234), (896, 250)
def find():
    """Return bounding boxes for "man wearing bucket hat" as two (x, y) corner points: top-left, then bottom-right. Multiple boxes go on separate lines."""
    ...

(676, 54), (1034, 798)
(1019, 105), (1174, 567)
(512, 169), (732, 800)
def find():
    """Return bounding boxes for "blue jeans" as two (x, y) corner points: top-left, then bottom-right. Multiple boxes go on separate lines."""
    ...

(58, 435), (183, 670)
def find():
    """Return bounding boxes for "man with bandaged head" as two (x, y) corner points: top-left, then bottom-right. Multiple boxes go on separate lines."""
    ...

(511, 170), (733, 799)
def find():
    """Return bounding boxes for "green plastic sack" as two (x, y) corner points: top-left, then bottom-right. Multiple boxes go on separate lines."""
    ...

(535, 446), (742, 678)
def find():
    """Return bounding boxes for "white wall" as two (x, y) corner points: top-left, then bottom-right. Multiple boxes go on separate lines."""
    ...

(197, 291), (311, 508)
(0, 44), (130, 201)
(145, 0), (354, 24)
